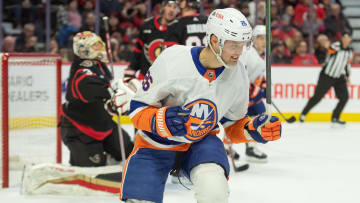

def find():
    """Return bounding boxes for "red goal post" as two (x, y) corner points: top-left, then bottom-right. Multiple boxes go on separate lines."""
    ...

(1, 53), (62, 188)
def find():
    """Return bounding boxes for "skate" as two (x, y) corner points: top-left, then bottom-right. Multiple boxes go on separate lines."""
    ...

(331, 118), (346, 128)
(246, 146), (268, 163)
(226, 148), (240, 160)
(299, 114), (306, 123)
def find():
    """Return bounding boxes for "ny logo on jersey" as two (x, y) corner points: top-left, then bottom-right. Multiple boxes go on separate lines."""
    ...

(190, 103), (212, 120)
(184, 99), (218, 141)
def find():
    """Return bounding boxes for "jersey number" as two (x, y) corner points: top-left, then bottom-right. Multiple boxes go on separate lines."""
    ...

(185, 36), (207, 46)
(142, 71), (153, 91)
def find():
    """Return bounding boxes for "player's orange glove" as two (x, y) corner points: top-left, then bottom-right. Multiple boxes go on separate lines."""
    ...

(246, 114), (281, 143)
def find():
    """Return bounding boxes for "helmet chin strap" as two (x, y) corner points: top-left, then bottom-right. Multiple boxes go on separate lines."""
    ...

(208, 40), (236, 69)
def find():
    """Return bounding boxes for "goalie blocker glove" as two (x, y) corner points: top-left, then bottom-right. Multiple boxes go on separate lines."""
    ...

(245, 114), (281, 144)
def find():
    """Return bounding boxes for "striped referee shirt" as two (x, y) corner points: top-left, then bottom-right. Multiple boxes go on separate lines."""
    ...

(322, 41), (353, 78)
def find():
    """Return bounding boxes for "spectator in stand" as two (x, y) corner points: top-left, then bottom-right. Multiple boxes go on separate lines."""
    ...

(108, 13), (123, 39)
(248, 0), (266, 26)
(270, 1), (279, 19)
(110, 38), (122, 62)
(15, 23), (35, 52)
(238, 2), (251, 25)
(24, 36), (38, 52)
(284, 0), (297, 7)
(9, 0), (39, 28)
(2, 36), (16, 53)
(271, 41), (292, 64)
(100, 0), (124, 17)
(324, 3), (352, 42)
(302, 11), (324, 38)
(314, 34), (330, 64)
(292, 0), (325, 29)
(120, 1), (147, 29)
(292, 40), (319, 65)
(50, 38), (59, 54)
(272, 15), (298, 45)
(59, 48), (72, 62)
(216, 0), (232, 9)
(275, 0), (285, 16)
(282, 4), (295, 22)
(118, 43), (133, 63)
(319, 0), (331, 14)
(57, 0), (82, 48)
(286, 30), (303, 56)
(80, 0), (95, 25)
(79, 12), (105, 39)
(271, 30), (283, 50)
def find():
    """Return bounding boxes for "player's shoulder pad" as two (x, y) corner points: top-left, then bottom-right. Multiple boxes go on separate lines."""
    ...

(79, 60), (94, 68)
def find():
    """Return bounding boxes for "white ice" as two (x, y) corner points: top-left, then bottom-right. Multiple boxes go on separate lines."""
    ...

(1, 122), (360, 203)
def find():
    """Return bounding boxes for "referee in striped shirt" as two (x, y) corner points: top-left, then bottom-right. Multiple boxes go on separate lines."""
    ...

(299, 31), (353, 125)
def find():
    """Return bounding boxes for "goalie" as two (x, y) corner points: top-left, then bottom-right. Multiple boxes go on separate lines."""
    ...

(22, 31), (141, 195)
(59, 31), (135, 167)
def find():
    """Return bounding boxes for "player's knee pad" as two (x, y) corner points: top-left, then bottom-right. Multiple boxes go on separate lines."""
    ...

(125, 199), (154, 203)
(190, 163), (229, 203)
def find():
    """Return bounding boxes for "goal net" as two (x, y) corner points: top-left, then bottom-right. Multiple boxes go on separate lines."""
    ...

(0, 53), (62, 188)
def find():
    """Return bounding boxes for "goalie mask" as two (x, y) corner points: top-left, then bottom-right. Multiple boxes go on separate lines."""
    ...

(206, 8), (252, 68)
(73, 31), (108, 62)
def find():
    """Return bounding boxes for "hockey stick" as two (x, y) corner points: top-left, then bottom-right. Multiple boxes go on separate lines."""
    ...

(223, 133), (249, 172)
(271, 101), (296, 123)
(103, 16), (127, 164)
(264, 0), (272, 122)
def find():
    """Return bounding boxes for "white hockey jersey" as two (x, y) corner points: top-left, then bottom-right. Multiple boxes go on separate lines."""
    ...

(240, 46), (265, 83)
(129, 45), (250, 150)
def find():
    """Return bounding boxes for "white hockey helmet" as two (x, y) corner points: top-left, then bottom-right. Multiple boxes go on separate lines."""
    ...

(206, 8), (252, 68)
(253, 25), (266, 37)
(73, 31), (108, 62)
(206, 8), (252, 48)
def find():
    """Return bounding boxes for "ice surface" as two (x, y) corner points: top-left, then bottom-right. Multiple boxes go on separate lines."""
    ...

(1, 123), (360, 203)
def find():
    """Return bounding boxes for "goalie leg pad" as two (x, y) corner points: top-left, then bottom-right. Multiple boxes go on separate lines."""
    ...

(21, 163), (122, 195)
(190, 163), (229, 203)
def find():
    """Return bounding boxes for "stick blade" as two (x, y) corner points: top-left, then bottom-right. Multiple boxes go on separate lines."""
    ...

(286, 116), (296, 123)
(235, 163), (250, 172)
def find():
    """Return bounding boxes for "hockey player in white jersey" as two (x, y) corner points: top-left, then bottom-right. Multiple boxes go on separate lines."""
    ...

(242, 25), (269, 163)
(120, 8), (282, 203)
